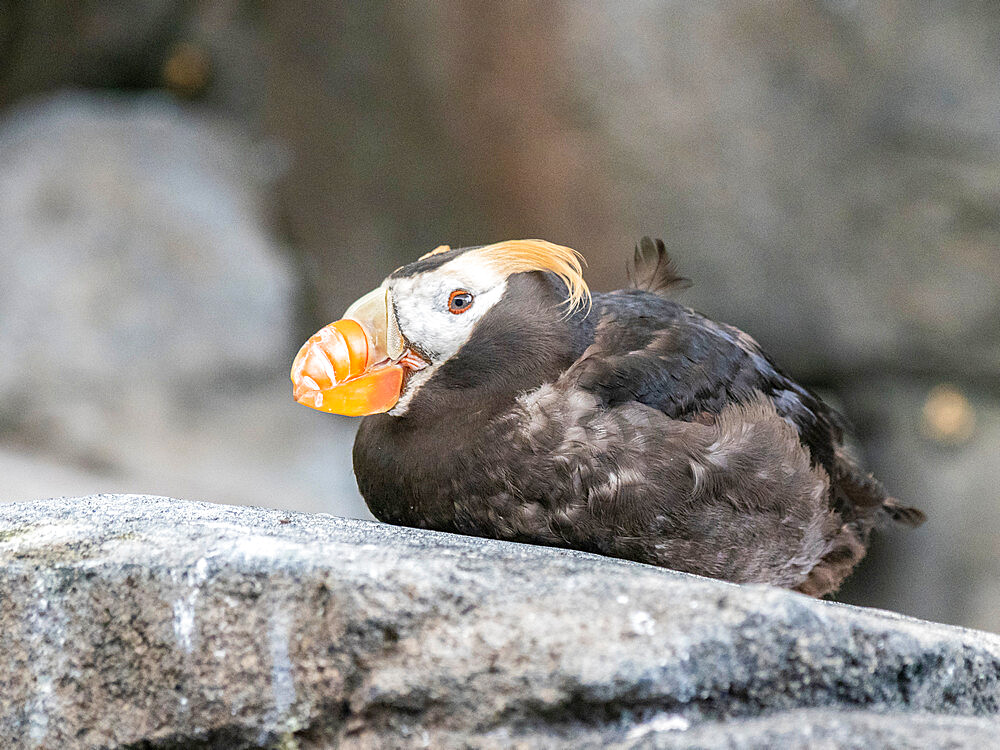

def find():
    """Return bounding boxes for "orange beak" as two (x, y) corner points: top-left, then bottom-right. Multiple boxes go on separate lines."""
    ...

(291, 287), (425, 416)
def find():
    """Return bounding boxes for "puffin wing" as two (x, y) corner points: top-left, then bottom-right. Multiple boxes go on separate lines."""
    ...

(566, 290), (844, 475)
(561, 264), (925, 536)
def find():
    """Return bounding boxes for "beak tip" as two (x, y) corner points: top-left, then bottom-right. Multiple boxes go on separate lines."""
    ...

(291, 291), (407, 416)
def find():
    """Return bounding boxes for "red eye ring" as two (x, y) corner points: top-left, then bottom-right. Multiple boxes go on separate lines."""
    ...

(448, 290), (474, 314)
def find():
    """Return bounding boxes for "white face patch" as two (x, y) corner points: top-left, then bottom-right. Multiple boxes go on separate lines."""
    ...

(386, 253), (510, 415)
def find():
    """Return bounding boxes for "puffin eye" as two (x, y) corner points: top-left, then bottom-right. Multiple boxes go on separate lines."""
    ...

(448, 290), (474, 314)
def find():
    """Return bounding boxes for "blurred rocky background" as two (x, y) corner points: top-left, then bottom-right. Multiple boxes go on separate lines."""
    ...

(0, 2), (996, 632)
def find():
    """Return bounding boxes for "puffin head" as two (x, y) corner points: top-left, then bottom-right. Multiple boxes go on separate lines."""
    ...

(291, 240), (591, 417)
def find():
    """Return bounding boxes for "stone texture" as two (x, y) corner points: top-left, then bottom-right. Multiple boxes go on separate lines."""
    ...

(1, 495), (997, 749)
(0, 94), (365, 517)
(0, 1), (187, 105)
(561, 1), (1000, 380)
(0, 1), (268, 120)
(612, 710), (999, 750)
(0, 92), (293, 398)
(836, 379), (1000, 634)
(259, 2), (1000, 380)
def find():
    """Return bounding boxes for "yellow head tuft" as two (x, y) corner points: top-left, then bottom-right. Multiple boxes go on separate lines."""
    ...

(468, 239), (591, 315)
(418, 244), (453, 260)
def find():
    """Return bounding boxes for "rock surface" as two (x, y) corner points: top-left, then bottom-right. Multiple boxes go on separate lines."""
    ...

(1, 495), (997, 749)
(0, 94), (365, 517)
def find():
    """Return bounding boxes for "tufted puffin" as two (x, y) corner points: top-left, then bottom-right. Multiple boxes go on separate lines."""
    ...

(291, 238), (924, 596)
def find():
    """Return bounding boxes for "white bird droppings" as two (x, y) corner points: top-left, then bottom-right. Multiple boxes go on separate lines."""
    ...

(629, 610), (656, 637)
(172, 557), (209, 654)
(269, 606), (296, 717)
(626, 713), (690, 738)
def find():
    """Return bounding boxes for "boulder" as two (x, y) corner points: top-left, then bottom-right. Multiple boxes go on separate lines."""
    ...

(1, 495), (997, 748)
(0, 94), (364, 517)
(0, 93), (293, 405)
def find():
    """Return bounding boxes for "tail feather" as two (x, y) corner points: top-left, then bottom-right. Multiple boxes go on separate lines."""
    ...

(628, 237), (691, 295)
(882, 498), (927, 528)
(832, 455), (926, 529)
(800, 470), (924, 597)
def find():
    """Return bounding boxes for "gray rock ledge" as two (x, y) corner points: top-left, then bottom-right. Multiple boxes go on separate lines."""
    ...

(1, 495), (998, 749)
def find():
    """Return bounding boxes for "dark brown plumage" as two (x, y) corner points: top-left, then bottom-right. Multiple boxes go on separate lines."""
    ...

(303, 238), (924, 596)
